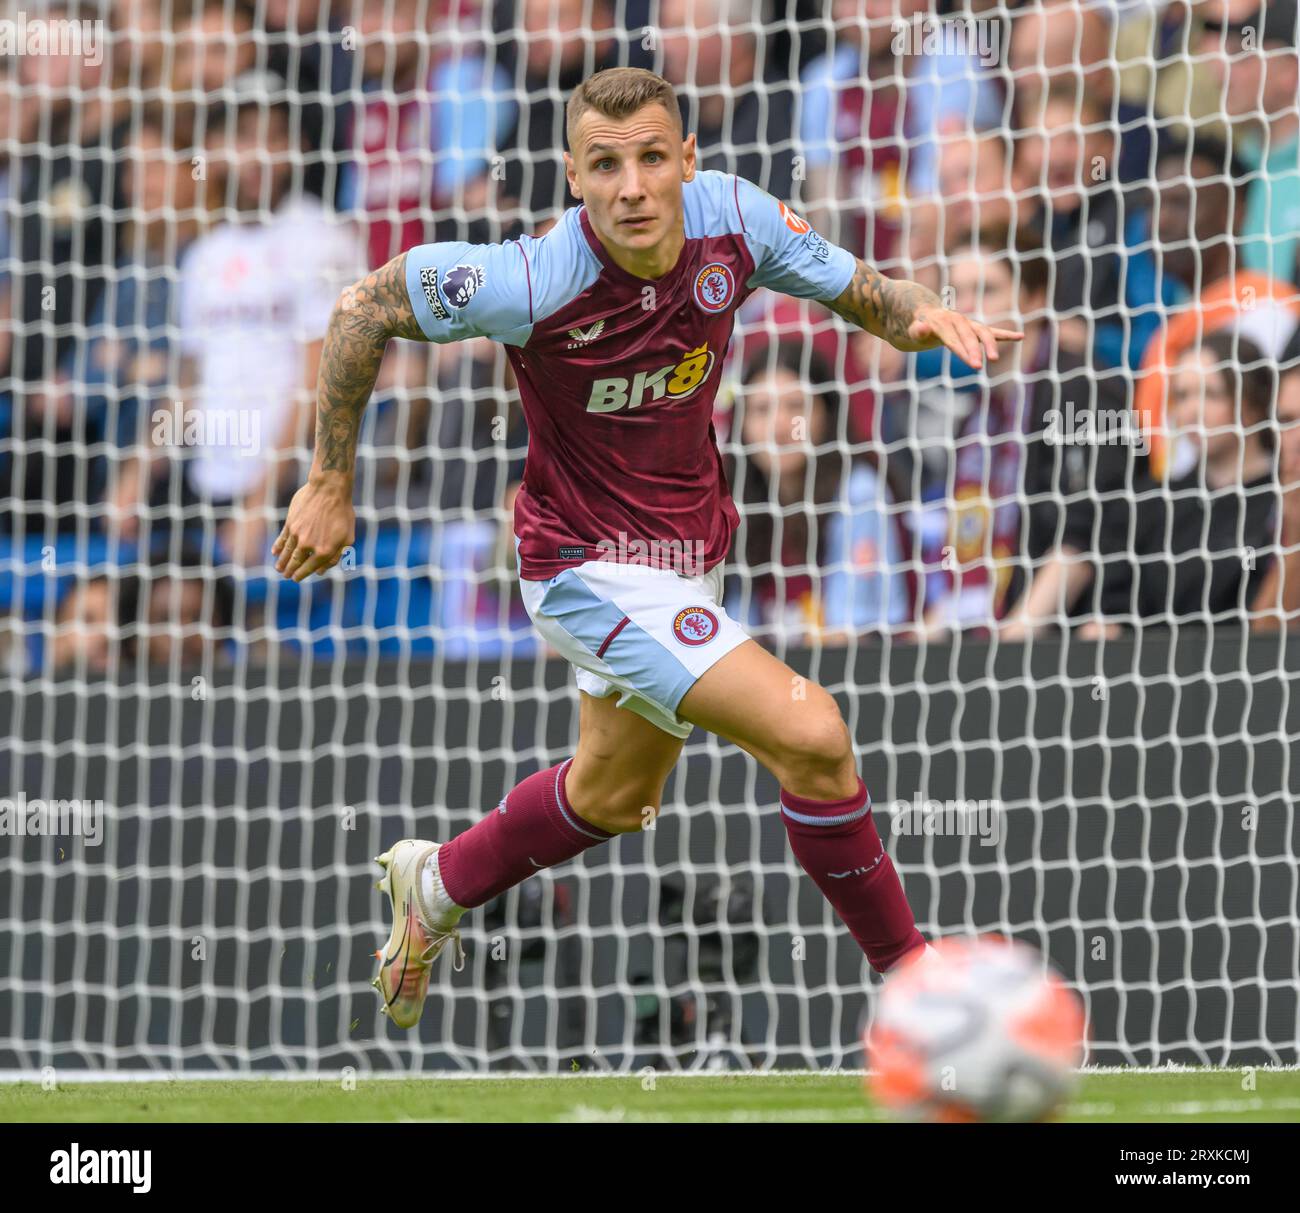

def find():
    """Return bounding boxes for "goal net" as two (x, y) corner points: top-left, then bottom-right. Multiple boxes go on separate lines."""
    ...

(1, 0), (1298, 1075)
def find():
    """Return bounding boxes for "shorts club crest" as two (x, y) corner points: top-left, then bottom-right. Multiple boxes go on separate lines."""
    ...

(673, 606), (720, 645)
(517, 552), (748, 739)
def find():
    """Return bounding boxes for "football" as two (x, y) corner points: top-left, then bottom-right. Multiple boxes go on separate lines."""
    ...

(866, 936), (1086, 1123)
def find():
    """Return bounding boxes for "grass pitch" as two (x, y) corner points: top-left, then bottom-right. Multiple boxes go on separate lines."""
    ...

(2, 1068), (1298, 1123)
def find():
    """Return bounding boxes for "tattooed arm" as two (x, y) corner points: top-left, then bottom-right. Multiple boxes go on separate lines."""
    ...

(823, 257), (1023, 365)
(274, 253), (425, 581)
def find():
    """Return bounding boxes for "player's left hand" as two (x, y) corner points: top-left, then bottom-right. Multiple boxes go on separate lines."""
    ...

(908, 304), (1023, 368)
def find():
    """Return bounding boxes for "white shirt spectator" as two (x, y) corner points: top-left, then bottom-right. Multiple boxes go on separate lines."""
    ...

(177, 196), (365, 500)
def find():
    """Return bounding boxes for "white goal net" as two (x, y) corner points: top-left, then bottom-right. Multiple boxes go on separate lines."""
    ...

(1, 0), (1298, 1075)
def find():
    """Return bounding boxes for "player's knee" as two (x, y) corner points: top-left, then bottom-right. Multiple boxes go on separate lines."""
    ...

(769, 699), (855, 795)
(566, 767), (664, 834)
(575, 788), (663, 834)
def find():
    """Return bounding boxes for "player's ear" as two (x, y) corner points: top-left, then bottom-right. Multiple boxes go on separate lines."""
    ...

(564, 149), (582, 199)
(680, 132), (697, 183)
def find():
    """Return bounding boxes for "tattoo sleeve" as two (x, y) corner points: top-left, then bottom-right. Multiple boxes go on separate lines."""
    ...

(822, 257), (945, 351)
(314, 253), (427, 477)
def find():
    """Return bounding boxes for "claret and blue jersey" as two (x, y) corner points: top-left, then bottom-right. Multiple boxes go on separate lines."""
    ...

(403, 169), (857, 580)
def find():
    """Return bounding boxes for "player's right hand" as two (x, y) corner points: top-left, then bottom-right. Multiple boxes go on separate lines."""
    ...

(273, 476), (355, 582)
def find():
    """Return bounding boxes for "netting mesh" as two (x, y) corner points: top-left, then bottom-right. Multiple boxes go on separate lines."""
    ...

(1, 1), (1299, 1073)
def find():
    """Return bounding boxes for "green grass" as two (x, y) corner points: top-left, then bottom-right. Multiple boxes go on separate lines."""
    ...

(2, 1069), (1298, 1123)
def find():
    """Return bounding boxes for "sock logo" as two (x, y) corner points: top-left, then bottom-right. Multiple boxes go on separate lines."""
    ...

(496, 797), (508, 814)
(828, 853), (884, 879)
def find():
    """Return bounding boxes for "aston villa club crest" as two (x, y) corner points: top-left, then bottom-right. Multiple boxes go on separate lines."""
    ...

(443, 263), (485, 308)
(673, 606), (719, 645)
(693, 263), (735, 314)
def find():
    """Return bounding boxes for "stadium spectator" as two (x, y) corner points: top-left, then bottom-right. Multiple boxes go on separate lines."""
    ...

(341, 0), (516, 264)
(2, 4), (130, 532)
(169, 0), (258, 103)
(435, 479), (541, 659)
(1196, 0), (1300, 280)
(342, 0), (439, 263)
(429, 340), (528, 515)
(1135, 135), (1300, 478)
(659, 0), (797, 202)
(49, 546), (235, 673)
(1008, 0), (1156, 186)
(163, 73), (365, 566)
(1012, 331), (1278, 633)
(90, 109), (211, 549)
(496, 0), (622, 225)
(922, 229), (1129, 635)
(1252, 323), (1300, 628)
(732, 273), (879, 464)
(5, 2), (129, 379)
(112, 0), (171, 91)
(1113, 0), (1228, 150)
(899, 2), (1006, 198)
(907, 122), (1016, 292)
(724, 343), (913, 643)
(139, 547), (237, 667)
(0, 54), (29, 378)
(880, 125), (1020, 490)
(798, 0), (928, 261)
(1012, 84), (1165, 370)
(264, 0), (356, 205)
(48, 576), (135, 675)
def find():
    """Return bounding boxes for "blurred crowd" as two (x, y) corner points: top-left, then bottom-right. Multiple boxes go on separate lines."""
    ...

(2, 0), (1300, 674)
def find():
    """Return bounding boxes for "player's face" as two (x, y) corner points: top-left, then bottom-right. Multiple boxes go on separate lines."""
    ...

(567, 102), (694, 268)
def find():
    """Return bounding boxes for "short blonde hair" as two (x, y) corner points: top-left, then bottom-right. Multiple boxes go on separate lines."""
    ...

(565, 67), (683, 154)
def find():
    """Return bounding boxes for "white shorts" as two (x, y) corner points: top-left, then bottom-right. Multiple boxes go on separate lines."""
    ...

(517, 554), (751, 739)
